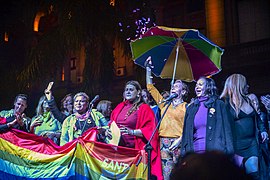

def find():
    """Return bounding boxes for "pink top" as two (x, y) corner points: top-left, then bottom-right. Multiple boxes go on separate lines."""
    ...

(111, 101), (163, 180)
(116, 101), (137, 148)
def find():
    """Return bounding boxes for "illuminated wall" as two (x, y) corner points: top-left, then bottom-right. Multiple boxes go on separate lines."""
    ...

(205, 0), (226, 46)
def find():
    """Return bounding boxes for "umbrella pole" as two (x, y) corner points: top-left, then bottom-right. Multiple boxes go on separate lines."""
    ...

(171, 41), (180, 86)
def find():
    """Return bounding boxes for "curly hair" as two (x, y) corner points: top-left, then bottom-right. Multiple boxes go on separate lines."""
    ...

(197, 77), (218, 97)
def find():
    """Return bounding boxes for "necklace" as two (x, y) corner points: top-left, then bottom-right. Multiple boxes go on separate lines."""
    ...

(124, 105), (138, 120)
(124, 110), (132, 120)
(123, 102), (143, 120)
(172, 99), (184, 108)
(77, 118), (87, 134)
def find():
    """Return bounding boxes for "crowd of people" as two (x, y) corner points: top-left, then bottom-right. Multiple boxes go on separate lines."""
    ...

(1, 63), (270, 180)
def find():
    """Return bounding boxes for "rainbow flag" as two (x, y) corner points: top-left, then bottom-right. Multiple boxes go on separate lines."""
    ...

(0, 129), (148, 179)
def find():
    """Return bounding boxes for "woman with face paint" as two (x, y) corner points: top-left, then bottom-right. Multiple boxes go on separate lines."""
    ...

(110, 80), (163, 180)
(181, 77), (234, 157)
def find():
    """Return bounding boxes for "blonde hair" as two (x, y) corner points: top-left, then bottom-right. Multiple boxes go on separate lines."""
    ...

(220, 74), (247, 117)
(73, 92), (89, 103)
(174, 80), (189, 101)
(35, 95), (46, 116)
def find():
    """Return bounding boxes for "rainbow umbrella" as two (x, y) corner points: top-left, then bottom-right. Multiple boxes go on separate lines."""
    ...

(130, 26), (224, 82)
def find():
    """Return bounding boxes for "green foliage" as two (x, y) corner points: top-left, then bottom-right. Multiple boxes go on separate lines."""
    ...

(5, 0), (156, 97)
(17, 0), (118, 94)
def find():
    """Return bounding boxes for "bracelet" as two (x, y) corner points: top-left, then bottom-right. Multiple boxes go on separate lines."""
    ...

(132, 130), (135, 136)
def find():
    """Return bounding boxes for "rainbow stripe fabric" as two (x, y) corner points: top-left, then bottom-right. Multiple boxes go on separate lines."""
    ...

(0, 129), (148, 179)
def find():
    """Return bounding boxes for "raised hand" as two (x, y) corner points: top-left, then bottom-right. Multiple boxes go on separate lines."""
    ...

(260, 95), (270, 111)
(44, 82), (54, 101)
(261, 131), (269, 143)
(40, 131), (55, 139)
(15, 113), (24, 126)
(29, 116), (43, 133)
(169, 137), (181, 151)
(44, 89), (52, 101)
(97, 127), (112, 140)
(145, 56), (153, 84)
(144, 56), (152, 68)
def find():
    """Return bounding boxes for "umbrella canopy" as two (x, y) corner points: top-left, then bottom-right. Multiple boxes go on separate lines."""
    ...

(130, 26), (224, 82)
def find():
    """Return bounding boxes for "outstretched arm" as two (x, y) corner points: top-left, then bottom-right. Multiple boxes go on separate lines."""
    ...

(0, 118), (16, 133)
(145, 56), (153, 85)
(45, 88), (67, 123)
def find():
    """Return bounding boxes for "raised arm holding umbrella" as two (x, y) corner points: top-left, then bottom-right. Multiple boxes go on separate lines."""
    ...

(130, 25), (224, 179)
(145, 57), (188, 180)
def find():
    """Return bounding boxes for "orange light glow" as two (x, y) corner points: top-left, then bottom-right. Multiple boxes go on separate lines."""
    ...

(34, 12), (45, 32)
(110, 0), (115, 6)
(61, 67), (65, 81)
(205, 0), (225, 46)
(4, 32), (8, 42)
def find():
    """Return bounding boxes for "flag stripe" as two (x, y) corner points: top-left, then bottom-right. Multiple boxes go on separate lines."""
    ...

(0, 130), (148, 179)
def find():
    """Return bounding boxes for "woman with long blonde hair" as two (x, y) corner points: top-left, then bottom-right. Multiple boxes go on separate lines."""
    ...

(220, 74), (268, 179)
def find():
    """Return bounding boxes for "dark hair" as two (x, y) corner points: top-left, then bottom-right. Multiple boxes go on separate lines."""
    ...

(142, 89), (157, 106)
(124, 80), (144, 116)
(198, 77), (218, 97)
(97, 100), (112, 117)
(125, 80), (142, 91)
(182, 81), (189, 100)
(14, 94), (28, 104)
(161, 90), (170, 99)
(124, 80), (142, 103)
(60, 93), (73, 111)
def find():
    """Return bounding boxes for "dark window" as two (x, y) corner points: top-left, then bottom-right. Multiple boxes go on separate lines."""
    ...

(70, 57), (76, 70)
(187, 0), (204, 13)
